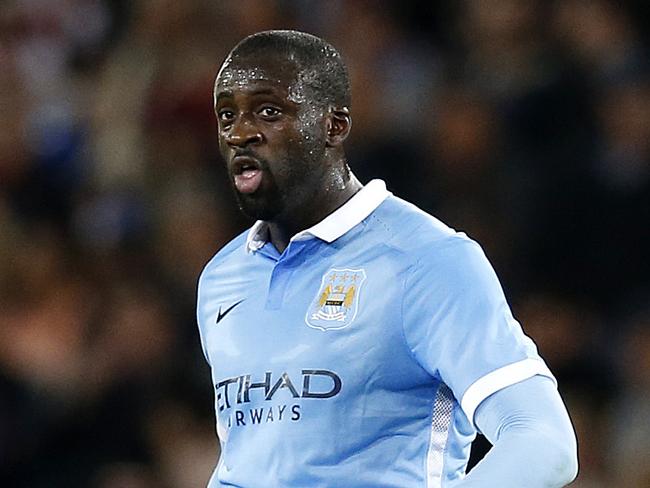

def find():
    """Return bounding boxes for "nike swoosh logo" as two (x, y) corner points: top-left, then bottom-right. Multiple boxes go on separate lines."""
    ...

(216, 299), (245, 324)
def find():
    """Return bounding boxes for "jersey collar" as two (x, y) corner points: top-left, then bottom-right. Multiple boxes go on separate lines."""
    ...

(246, 179), (391, 252)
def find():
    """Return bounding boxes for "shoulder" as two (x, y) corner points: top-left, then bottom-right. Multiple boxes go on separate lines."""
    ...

(369, 195), (481, 263)
(366, 195), (500, 296)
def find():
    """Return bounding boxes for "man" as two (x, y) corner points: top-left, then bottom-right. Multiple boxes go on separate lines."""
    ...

(197, 30), (578, 487)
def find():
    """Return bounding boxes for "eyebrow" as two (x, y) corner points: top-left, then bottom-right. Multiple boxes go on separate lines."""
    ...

(215, 90), (233, 104)
(215, 87), (281, 104)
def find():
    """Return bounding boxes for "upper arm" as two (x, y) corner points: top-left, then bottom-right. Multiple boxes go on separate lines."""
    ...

(401, 238), (555, 424)
(465, 375), (579, 487)
(475, 375), (576, 444)
(449, 376), (579, 487)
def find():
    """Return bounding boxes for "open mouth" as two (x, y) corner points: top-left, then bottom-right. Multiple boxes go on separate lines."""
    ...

(232, 156), (263, 194)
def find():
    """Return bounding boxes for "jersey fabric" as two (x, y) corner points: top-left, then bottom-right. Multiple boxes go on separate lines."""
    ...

(196, 179), (555, 488)
(455, 376), (578, 487)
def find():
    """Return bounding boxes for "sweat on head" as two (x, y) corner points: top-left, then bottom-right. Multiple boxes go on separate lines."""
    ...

(213, 30), (359, 237)
(215, 30), (351, 112)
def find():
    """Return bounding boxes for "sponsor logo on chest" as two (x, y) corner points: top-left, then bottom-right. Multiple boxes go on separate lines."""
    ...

(215, 369), (342, 430)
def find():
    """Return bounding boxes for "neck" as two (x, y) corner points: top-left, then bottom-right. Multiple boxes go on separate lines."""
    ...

(267, 171), (362, 253)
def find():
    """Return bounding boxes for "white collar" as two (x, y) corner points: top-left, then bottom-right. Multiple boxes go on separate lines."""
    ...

(245, 179), (391, 252)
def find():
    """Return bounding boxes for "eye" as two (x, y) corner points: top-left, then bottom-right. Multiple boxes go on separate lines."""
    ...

(259, 106), (281, 119)
(218, 109), (235, 124)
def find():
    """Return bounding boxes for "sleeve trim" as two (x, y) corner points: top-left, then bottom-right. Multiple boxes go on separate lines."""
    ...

(460, 358), (556, 425)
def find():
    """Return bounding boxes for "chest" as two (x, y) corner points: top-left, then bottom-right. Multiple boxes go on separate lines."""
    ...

(200, 242), (426, 399)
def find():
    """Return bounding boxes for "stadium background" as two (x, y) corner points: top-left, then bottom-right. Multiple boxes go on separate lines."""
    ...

(0, 0), (648, 486)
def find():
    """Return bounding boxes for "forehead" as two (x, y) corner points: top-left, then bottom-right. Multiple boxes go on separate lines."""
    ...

(215, 55), (299, 98)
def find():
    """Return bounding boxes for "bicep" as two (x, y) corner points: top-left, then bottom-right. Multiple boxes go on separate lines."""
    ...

(475, 375), (575, 443)
(454, 375), (579, 487)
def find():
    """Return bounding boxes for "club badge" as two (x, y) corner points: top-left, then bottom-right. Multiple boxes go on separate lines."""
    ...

(305, 268), (366, 331)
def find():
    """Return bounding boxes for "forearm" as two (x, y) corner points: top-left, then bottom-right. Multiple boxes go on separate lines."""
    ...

(456, 426), (576, 487)
(453, 376), (578, 487)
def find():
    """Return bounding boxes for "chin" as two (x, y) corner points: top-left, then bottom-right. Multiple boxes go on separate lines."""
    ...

(236, 194), (281, 222)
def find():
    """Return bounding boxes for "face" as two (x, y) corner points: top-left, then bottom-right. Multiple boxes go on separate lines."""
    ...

(214, 54), (329, 221)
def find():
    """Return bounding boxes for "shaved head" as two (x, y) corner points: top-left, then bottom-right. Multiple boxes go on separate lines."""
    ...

(218, 30), (351, 110)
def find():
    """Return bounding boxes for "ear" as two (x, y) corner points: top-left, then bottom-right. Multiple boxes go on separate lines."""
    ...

(325, 107), (352, 147)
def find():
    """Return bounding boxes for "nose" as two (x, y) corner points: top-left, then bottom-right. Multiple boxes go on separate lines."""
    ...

(225, 116), (263, 148)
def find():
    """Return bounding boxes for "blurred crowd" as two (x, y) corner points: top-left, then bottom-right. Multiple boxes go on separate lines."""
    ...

(0, 0), (648, 487)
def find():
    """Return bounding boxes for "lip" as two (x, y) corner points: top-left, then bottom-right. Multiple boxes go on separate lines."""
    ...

(231, 155), (262, 176)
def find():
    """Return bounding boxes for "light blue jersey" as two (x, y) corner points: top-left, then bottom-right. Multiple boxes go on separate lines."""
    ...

(196, 180), (554, 488)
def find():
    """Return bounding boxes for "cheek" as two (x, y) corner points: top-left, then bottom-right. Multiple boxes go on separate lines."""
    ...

(217, 131), (228, 153)
(266, 127), (299, 156)
(218, 143), (230, 165)
(296, 102), (326, 134)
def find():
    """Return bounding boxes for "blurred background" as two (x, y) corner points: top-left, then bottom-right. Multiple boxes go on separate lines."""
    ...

(0, 0), (648, 486)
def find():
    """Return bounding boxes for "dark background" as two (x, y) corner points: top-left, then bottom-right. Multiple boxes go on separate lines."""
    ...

(1, 1), (648, 486)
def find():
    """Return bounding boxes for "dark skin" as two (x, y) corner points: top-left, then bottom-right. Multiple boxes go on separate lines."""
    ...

(214, 53), (361, 253)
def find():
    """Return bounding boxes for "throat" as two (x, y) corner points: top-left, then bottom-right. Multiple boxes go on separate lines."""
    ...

(267, 174), (363, 253)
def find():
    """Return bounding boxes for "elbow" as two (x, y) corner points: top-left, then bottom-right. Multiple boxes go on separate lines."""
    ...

(563, 442), (579, 485)
(518, 428), (579, 486)
(548, 434), (579, 486)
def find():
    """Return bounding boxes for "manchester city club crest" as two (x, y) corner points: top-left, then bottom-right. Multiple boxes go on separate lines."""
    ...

(305, 268), (367, 331)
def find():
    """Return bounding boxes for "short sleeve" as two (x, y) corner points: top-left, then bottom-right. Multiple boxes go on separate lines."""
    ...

(401, 237), (555, 426)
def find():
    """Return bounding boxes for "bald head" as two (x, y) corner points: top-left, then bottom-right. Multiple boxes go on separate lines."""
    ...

(218, 30), (351, 110)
